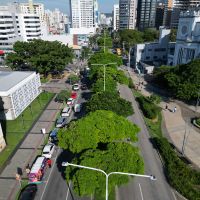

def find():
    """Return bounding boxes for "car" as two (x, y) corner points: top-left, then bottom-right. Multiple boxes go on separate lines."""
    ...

(42, 143), (55, 158)
(81, 84), (87, 90)
(74, 103), (81, 113)
(67, 98), (75, 105)
(18, 184), (37, 200)
(56, 117), (68, 128)
(71, 92), (77, 99)
(49, 128), (58, 143)
(61, 106), (72, 117)
(72, 84), (80, 91)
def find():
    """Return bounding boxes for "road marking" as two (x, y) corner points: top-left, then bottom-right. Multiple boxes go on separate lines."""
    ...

(40, 148), (60, 200)
(66, 181), (71, 200)
(139, 183), (144, 200)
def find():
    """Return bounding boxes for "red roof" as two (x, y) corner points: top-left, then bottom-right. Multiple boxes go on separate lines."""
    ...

(0, 50), (4, 55)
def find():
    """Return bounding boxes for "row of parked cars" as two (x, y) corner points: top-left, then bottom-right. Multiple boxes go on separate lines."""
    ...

(18, 83), (84, 200)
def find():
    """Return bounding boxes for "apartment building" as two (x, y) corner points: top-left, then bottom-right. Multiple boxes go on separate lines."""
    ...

(0, 3), (41, 53)
(136, 0), (157, 31)
(119, 0), (137, 30)
(113, 4), (119, 30)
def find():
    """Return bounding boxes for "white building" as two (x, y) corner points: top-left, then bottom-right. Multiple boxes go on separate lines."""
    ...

(0, 3), (42, 52)
(119, 0), (137, 29)
(19, 0), (45, 22)
(132, 27), (175, 73)
(0, 71), (41, 120)
(0, 123), (6, 152)
(0, 5), (22, 53)
(113, 4), (119, 30)
(173, 9), (200, 65)
(69, 0), (97, 34)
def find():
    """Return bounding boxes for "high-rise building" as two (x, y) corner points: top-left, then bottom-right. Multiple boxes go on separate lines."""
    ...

(171, 0), (200, 28)
(19, 0), (45, 22)
(119, 0), (137, 30)
(0, 3), (41, 52)
(163, 0), (173, 27)
(155, 3), (165, 30)
(113, 4), (119, 30)
(136, 0), (157, 31)
(69, 0), (96, 28)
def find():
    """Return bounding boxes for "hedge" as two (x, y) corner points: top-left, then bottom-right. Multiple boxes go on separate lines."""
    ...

(154, 137), (200, 200)
(136, 96), (160, 119)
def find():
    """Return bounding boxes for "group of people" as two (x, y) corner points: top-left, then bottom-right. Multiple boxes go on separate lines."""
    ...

(165, 104), (177, 113)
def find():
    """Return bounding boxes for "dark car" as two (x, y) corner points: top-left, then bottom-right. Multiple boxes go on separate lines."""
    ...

(81, 84), (87, 90)
(18, 184), (37, 200)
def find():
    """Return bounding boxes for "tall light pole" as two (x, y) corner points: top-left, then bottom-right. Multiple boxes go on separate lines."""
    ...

(62, 162), (156, 200)
(91, 63), (117, 91)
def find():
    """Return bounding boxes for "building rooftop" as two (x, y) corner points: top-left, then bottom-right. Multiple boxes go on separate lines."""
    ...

(0, 71), (34, 92)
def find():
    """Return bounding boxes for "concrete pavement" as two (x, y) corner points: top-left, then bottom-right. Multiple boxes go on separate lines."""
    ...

(127, 67), (200, 169)
(0, 97), (62, 200)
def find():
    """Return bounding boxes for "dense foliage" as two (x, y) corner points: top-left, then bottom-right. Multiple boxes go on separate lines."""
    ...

(6, 39), (73, 75)
(196, 118), (200, 126)
(67, 74), (79, 84)
(169, 29), (177, 42)
(67, 143), (144, 198)
(137, 96), (161, 119)
(86, 91), (133, 117)
(56, 90), (71, 102)
(88, 52), (122, 67)
(154, 137), (200, 200)
(153, 59), (200, 100)
(58, 110), (140, 153)
(58, 110), (143, 198)
(80, 47), (92, 60)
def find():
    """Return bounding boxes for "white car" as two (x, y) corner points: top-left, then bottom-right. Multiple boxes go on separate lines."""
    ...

(56, 117), (68, 128)
(61, 106), (72, 117)
(67, 98), (75, 105)
(42, 143), (55, 158)
(72, 84), (80, 91)
(74, 103), (81, 113)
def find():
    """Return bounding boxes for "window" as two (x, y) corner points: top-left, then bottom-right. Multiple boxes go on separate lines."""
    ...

(146, 56), (150, 59)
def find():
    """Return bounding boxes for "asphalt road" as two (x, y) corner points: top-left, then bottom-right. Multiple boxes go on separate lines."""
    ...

(117, 84), (176, 200)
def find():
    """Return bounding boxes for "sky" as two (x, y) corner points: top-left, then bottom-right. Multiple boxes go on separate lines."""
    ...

(0, 0), (119, 14)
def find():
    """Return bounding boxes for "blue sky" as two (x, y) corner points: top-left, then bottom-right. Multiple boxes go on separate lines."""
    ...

(0, 0), (119, 14)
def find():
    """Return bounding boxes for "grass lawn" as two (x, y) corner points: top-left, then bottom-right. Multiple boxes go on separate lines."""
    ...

(0, 92), (54, 168)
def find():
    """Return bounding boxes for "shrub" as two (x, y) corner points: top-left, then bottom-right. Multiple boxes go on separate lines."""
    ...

(68, 74), (79, 84)
(137, 96), (160, 119)
(128, 77), (135, 89)
(154, 137), (200, 200)
(196, 118), (200, 126)
(148, 94), (161, 104)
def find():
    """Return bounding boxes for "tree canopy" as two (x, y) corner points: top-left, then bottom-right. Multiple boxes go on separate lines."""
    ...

(88, 52), (123, 67)
(153, 59), (200, 100)
(6, 39), (73, 75)
(58, 110), (140, 153)
(58, 110), (143, 198)
(66, 143), (144, 197)
(86, 91), (133, 117)
(169, 29), (177, 42)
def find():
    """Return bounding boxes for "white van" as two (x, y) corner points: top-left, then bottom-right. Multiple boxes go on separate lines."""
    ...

(74, 104), (81, 113)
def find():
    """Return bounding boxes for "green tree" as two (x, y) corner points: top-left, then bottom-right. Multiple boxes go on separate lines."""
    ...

(6, 40), (73, 76)
(119, 29), (144, 49)
(169, 29), (177, 42)
(80, 47), (92, 60)
(86, 91), (134, 117)
(67, 143), (144, 198)
(68, 74), (79, 84)
(58, 110), (140, 153)
(143, 29), (159, 42)
(56, 90), (71, 102)
(88, 52), (122, 67)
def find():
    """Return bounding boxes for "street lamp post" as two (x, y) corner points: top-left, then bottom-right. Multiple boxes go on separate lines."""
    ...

(91, 63), (117, 91)
(62, 162), (156, 200)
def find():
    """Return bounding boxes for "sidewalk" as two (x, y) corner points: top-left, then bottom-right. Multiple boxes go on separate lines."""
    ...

(0, 98), (62, 200)
(127, 67), (200, 168)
